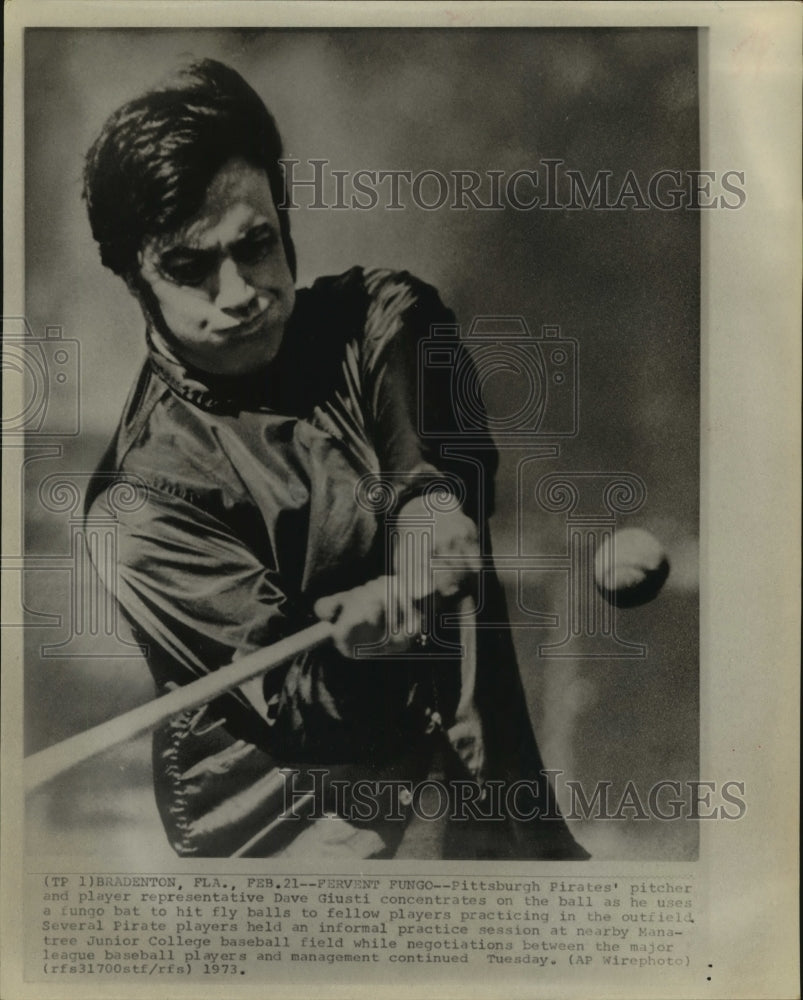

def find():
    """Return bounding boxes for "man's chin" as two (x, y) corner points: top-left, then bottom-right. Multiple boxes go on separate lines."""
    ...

(215, 341), (281, 376)
(197, 321), (286, 376)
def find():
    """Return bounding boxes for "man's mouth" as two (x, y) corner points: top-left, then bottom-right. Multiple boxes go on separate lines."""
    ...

(220, 302), (273, 338)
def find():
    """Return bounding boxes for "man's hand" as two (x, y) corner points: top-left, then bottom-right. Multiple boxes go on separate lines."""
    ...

(314, 495), (481, 660)
(314, 576), (418, 659)
(394, 494), (481, 600)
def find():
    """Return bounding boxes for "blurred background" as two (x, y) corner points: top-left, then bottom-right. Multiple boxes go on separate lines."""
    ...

(23, 27), (699, 860)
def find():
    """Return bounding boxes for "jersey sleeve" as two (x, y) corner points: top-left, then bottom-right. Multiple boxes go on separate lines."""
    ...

(88, 483), (431, 761)
(89, 485), (304, 741)
(358, 268), (498, 522)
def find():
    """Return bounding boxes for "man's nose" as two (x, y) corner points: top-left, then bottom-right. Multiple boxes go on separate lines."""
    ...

(214, 257), (256, 312)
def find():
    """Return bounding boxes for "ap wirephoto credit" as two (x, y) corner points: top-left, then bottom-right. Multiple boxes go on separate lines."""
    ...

(2, 7), (799, 1000)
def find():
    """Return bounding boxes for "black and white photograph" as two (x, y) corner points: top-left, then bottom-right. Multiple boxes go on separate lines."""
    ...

(21, 25), (701, 862)
(2, 4), (799, 999)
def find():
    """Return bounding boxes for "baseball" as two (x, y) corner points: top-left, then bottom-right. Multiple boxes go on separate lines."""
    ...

(594, 528), (670, 607)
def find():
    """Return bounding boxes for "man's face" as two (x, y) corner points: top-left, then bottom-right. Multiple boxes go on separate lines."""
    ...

(139, 157), (295, 376)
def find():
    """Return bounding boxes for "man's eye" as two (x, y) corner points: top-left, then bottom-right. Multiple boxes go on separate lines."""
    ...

(233, 233), (276, 265)
(160, 257), (215, 287)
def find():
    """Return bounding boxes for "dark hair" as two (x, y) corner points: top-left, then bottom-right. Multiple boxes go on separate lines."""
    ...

(83, 58), (296, 283)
